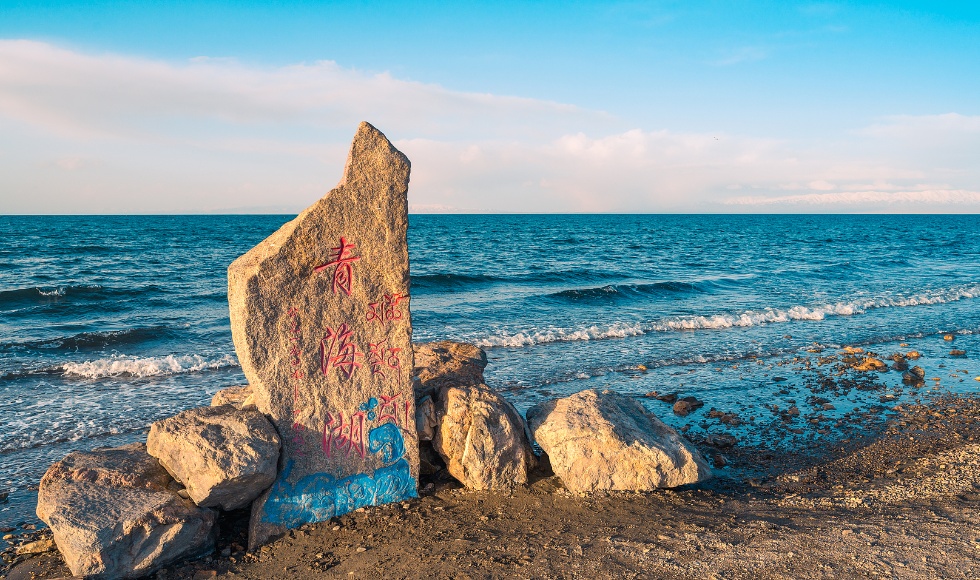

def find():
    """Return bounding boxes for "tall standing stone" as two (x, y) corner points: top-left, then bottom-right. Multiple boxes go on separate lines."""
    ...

(229, 122), (417, 548)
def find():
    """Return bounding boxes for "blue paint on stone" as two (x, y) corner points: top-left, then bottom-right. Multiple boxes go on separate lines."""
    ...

(262, 420), (417, 528)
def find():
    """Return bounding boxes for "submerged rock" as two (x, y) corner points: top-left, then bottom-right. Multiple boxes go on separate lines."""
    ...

(673, 396), (705, 416)
(147, 405), (281, 511)
(36, 443), (216, 579)
(527, 390), (711, 493)
(433, 384), (537, 490)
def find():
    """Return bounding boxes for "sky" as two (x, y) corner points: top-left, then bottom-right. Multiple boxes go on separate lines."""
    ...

(0, 1), (978, 213)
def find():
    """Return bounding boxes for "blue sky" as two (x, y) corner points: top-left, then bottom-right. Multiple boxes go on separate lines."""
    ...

(1, 1), (978, 213)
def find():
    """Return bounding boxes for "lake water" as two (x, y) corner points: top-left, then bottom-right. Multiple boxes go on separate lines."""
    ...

(2, 214), (980, 526)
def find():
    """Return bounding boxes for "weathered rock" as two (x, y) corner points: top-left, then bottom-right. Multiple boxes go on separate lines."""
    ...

(527, 390), (711, 493)
(15, 538), (56, 555)
(228, 123), (418, 548)
(36, 443), (216, 579)
(432, 384), (537, 490)
(853, 357), (887, 372)
(415, 395), (439, 441)
(413, 341), (488, 399)
(146, 405), (281, 511)
(210, 385), (254, 408)
(673, 396), (704, 416)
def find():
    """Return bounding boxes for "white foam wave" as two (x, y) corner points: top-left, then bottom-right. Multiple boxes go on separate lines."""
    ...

(474, 322), (646, 348)
(474, 284), (980, 347)
(62, 353), (238, 378)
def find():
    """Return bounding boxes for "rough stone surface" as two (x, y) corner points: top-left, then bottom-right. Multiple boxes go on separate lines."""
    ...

(228, 123), (418, 548)
(433, 384), (537, 490)
(35, 443), (216, 579)
(210, 385), (254, 408)
(415, 395), (439, 441)
(413, 341), (488, 399)
(527, 390), (711, 493)
(146, 405), (281, 511)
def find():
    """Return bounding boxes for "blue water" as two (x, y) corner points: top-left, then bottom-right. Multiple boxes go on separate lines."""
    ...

(3, 214), (980, 526)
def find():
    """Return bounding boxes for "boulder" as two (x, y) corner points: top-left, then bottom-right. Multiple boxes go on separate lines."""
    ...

(413, 341), (488, 399)
(210, 385), (254, 408)
(432, 384), (537, 490)
(527, 390), (711, 493)
(228, 123), (419, 548)
(146, 405), (281, 511)
(36, 443), (215, 579)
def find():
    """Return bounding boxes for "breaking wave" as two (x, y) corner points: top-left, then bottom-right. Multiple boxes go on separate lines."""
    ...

(475, 284), (980, 347)
(61, 354), (239, 379)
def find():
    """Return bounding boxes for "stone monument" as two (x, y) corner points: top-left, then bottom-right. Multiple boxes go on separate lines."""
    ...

(228, 122), (417, 547)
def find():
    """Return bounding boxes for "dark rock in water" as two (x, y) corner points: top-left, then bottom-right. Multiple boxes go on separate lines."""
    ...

(712, 453), (728, 468)
(35, 443), (216, 579)
(773, 377), (788, 382)
(227, 122), (418, 549)
(651, 391), (680, 404)
(950, 349), (967, 357)
(892, 359), (909, 371)
(910, 366), (926, 379)
(707, 433), (737, 449)
(527, 390), (710, 492)
(673, 396), (704, 416)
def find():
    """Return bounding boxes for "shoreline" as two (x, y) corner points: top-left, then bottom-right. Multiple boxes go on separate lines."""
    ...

(6, 398), (980, 579)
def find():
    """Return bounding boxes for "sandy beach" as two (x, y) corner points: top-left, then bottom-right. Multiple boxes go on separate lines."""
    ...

(6, 347), (980, 580)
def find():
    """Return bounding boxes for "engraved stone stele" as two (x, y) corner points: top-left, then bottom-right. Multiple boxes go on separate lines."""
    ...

(228, 122), (418, 548)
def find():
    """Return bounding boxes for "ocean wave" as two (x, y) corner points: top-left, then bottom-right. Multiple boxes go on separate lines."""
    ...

(548, 280), (705, 300)
(475, 323), (647, 347)
(3, 326), (172, 352)
(410, 268), (623, 290)
(475, 283), (980, 347)
(62, 353), (239, 379)
(0, 284), (104, 307)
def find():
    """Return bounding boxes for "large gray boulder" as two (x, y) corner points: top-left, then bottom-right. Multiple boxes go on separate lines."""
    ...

(146, 405), (281, 510)
(35, 443), (216, 579)
(433, 384), (537, 490)
(527, 390), (711, 493)
(228, 123), (418, 548)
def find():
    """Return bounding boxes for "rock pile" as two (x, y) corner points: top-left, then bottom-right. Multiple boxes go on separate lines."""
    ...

(31, 122), (712, 578)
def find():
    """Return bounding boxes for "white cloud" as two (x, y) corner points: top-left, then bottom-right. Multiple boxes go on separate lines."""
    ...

(725, 189), (980, 207)
(0, 40), (978, 213)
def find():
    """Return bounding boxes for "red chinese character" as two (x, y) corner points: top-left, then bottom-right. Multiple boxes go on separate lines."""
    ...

(322, 411), (366, 458)
(376, 393), (403, 426)
(368, 339), (401, 379)
(320, 323), (363, 380)
(290, 421), (307, 456)
(366, 294), (406, 326)
(313, 237), (360, 296)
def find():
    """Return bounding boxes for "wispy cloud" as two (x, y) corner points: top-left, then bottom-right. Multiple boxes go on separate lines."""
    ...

(725, 189), (980, 207)
(0, 40), (978, 213)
